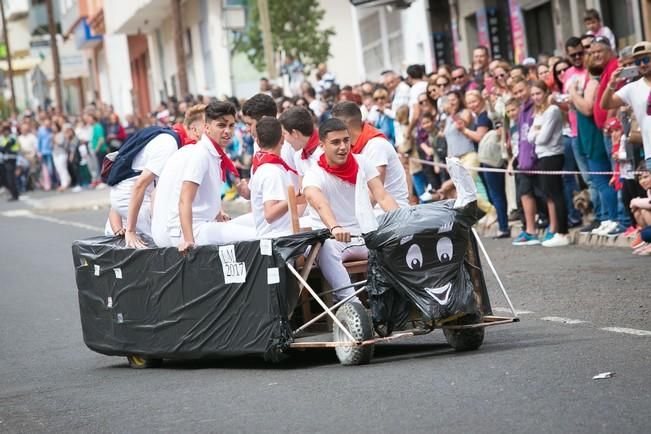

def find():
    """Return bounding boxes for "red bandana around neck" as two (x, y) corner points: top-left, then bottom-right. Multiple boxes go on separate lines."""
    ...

(207, 136), (240, 181)
(317, 152), (358, 185)
(251, 151), (298, 175)
(352, 122), (387, 154)
(301, 130), (320, 160)
(172, 123), (196, 146)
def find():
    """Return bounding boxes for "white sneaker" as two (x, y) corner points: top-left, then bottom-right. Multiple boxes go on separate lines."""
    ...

(419, 191), (433, 202)
(542, 233), (570, 247)
(593, 220), (617, 236)
(71, 186), (82, 193)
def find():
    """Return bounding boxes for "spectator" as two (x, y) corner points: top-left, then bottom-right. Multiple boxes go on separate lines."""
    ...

(472, 45), (491, 90)
(381, 70), (411, 113)
(17, 123), (39, 191)
(37, 117), (55, 191)
(51, 122), (71, 192)
(367, 88), (395, 145)
(584, 8), (616, 51)
(105, 113), (126, 151)
(451, 66), (476, 94)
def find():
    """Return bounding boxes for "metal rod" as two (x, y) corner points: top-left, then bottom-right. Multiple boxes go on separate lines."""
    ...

(293, 286), (366, 335)
(471, 228), (517, 317)
(286, 262), (358, 343)
(316, 279), (367, 298)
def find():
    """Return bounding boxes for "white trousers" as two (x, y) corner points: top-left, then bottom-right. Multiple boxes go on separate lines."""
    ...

(109, 188), (152, 237)
(317, 239), (367, 302)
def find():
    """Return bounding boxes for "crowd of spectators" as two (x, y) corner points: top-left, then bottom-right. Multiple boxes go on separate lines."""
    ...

(1, 9), (650, 253)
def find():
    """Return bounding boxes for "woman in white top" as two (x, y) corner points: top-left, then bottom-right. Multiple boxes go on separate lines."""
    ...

(51, 122), (71, 191)
(527, 80), (569, 247)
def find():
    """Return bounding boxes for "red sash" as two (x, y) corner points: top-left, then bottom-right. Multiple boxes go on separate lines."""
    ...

(172, 123), (196, 146)
(301, 130), (320, 160)
(317, 153), (358, 185)
(351, 122), (387, 154)
(208, 136), (240, 181)
(251, 151), (298, 175)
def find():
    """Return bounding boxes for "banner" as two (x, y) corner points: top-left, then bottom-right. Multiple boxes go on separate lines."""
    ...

(508, 0), (527, 63)
(476, 9), (490, 48)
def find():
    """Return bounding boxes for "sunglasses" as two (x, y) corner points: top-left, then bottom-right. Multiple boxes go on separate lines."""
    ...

(569, 51), (585, 58)
(634, 56), (651, 66)
(374, 96), (387, 101)
(493, 73), (507, 79)
(418, 100), (429, 105)
(452, 75), (464, 81)
(556, 67), (569, 74)
(435, 82), (448, 87)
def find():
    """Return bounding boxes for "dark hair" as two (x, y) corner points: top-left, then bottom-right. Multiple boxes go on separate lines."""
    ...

(255, 116), (283, 149)
(445, 90), (465, 113)
(279, 107), (314, 137)
(205, 100), (237, 121)
(474, 45), (490, 56)
(406, 64), (425, 80)
(565, 36), (582, 51)
(242, 93), (277, 120)
(584, 8), (601, 22)
(304, 86), (316, 99)
(552, 58), (570, 90)
(421, 112), (434, 122)
(452, 65), (468, 75)
(318, 118), (347, 142)
(331, 101), (362, 125)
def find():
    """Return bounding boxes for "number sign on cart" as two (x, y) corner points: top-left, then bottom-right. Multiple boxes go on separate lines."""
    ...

(219, 245), (247, 284)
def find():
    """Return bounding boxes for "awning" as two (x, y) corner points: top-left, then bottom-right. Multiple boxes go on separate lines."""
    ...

(0, 57), (41, 73)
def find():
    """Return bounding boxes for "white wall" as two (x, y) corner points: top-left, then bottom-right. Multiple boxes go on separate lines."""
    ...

(456, 0), (487, 67)
(319, 0), (363, 85)
(401, 0), (434, 72)
(104, 34), (134, 116)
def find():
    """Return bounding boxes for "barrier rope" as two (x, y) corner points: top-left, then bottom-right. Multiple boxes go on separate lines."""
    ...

(408, 157), (648, 177)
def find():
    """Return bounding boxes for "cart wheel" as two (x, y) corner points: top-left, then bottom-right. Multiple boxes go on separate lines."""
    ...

(333, 302), (374, 366)
(126, 355), (163, 369)
(443, 314), (485, 352)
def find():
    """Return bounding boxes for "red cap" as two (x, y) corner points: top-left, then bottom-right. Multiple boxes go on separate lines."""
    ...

(605, 117), (622, 131)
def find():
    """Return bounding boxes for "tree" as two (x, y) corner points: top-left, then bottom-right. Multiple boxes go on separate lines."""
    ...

(234, 0), (335, 72)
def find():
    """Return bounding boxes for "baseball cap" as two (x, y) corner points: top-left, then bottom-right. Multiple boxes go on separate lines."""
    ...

(631, 41), (651, 57)
(522, 57), (536, 66)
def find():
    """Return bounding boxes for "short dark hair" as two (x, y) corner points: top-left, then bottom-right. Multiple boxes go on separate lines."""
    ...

(205, 100), (236, 121)
(304, 86), (316, 99)
(279, 107), (314, 137)
(452, 65), (468, 75)
(406, 64), (425, 80)
(318, 118), (347, 142)
(331, 101), (362, 126)
(584, 8), (601, 22)
(242, 93), (277, 120)
(565, 36), (582, 50)
(474, 45), (490, 56)
(256, 116), (283, 149)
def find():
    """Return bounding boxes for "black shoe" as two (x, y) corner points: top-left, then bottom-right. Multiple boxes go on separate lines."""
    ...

(492, 231), (511, 239)
(579, 220), (600, 234)
(568, 219), (583, 229)
(508, 210), (520, 222)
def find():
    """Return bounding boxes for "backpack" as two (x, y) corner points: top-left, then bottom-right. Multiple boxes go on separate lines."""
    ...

(103, 126), (181, 186)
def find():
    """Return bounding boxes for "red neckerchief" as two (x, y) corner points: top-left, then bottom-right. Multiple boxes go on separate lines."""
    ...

(251, 151), (298, 175)
(352, 122), (387, 154)
(207, 136), (239, 181)
(301, 130), (320, 160)
(317, 152), (358, 185)
(172, 123), (197, 146)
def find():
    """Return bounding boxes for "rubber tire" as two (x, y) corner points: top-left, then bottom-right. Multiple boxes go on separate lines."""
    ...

(443, 315), (485, 352)
(333, 302), (374, 366)
(126, 355), (163, 369)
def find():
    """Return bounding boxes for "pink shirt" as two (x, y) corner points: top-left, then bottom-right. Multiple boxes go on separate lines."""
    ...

(563, 66), (587, 137)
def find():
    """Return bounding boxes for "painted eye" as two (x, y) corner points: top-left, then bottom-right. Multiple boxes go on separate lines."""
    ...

(436, 237), (453, 263)
(406, 244), (423, 270)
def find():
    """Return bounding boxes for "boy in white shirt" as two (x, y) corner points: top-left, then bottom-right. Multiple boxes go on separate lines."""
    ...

(249, 117), (299, 237)
(279, 106), (322, 179)
(303, 118), (399, 303)
(151, 101), (256, 252)
(331, 101), (409, 207)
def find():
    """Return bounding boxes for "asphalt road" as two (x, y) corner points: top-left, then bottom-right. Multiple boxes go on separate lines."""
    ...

(1, 203), (649, 433)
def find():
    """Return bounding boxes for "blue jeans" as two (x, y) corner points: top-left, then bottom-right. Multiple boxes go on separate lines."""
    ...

(587, 158), (618, 222)
(40, 154), (57, 186)
(562, 136), (582, 224)
(481, 164), (509, 232)
(412, 171), (427, 199)
(571, 137), (602, 221)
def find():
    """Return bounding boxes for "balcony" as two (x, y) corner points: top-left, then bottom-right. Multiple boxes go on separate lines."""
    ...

(5, 0), (29, 21)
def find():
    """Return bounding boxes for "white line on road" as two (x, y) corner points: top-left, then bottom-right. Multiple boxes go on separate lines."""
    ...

(600, 327), (651, 336)
(540, 316), (588, 325)
(493, 307), (534, 315)
(0, 209), (104, 232)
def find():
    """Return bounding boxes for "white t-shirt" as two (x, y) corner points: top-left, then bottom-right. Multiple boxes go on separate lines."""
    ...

(360, 137), (409, 207)
(109, 133), (178, 217)
(293, 146), (324, 177)
(616, 78), (651, 162)
(250, 163), (293, 237)
(252, 140), (298, 184)
(302, 154), (379, 233)
(151, 135), (223, 246)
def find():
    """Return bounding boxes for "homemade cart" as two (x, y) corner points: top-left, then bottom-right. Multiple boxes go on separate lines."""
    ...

(72, 199), (518, 368)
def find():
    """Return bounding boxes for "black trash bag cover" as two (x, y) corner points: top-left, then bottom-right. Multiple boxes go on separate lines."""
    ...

(364, 200), (482, 326)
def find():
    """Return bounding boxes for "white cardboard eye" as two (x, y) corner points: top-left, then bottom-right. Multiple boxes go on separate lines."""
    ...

(436, 237), (453, 262)
(406, 244), (423, 270)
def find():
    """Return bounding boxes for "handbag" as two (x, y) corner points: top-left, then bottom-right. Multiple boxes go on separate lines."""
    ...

(477, 130), (503, 167)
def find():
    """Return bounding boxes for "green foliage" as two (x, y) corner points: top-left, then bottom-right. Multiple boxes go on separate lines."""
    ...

(234, 0), (335, 72)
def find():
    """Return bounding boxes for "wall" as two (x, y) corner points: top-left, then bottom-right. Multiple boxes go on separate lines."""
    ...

(104, 34), (133, 116)
(318, 0), (363, 85)
(401, 0), (433, 72)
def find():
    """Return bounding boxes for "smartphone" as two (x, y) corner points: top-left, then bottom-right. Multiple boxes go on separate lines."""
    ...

(553, 93), (570, 103)
(620, 66), (640, 79)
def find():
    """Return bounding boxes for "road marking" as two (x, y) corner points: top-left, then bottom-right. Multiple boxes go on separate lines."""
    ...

(600, 327), (651, 336)
(493, 307), (534, 315)
(0, 209), (104, 232)
(540, 316), (588, 325)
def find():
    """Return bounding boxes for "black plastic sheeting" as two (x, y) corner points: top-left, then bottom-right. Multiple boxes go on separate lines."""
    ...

(72, 230), (330, 362)
(364, 200), (489, 331)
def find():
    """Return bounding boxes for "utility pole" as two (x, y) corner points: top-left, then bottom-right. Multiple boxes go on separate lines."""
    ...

(45, 0), (63, 112)
(0, 0), (16, 114)
(171, 0), (189, 97)
(257, 0), (276, 80)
